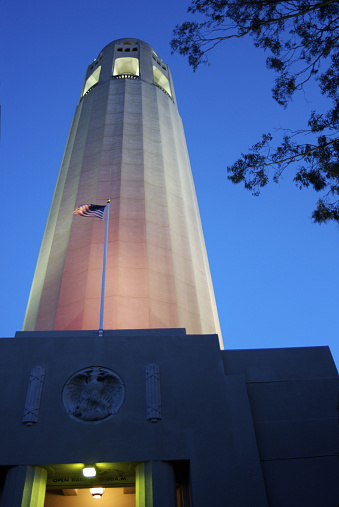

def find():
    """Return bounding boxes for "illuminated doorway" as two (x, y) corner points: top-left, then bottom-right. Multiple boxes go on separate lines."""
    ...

(0, 461), (189, 506)
(45, 487), (135, 506)
(44, 463), (136, 507)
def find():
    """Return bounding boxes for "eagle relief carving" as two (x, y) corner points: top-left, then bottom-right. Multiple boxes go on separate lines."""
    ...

(62, 366), (125, 422)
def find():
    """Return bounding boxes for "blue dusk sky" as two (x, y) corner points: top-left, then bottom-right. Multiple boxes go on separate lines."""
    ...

(1, 0), (338, 368)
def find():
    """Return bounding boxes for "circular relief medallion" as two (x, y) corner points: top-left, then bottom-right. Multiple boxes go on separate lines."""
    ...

(62, 366), (125, 422)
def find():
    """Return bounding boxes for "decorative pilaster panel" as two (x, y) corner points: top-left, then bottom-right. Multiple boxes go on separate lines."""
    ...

(1, 466), (47, 507)
(146, 363), (161, 422)
(136, 462), (176, 507)
(22, 366), (45, 425)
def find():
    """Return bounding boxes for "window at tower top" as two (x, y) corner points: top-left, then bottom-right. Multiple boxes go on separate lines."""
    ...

(82, 66), (101, 97)
(153, 66), (172, 98)
(152, 53), (167, 71)
(116, 42), (138, 54)
(113, 57), (139, 79)
(89, 52), (103, 70)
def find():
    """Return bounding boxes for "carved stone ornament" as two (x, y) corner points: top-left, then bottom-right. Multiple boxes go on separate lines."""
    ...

(146, 363), (162, 422)
(22, 366), (46, 425)
(62, 366), (125, 422)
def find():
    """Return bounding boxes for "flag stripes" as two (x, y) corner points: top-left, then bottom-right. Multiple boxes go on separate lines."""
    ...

(73, 204), (106, 219)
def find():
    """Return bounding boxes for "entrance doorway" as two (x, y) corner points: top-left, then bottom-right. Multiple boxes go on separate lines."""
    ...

(45, 487), (135, 506)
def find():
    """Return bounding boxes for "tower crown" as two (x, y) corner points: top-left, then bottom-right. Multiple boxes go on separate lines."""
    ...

(81, 39), (175, 102)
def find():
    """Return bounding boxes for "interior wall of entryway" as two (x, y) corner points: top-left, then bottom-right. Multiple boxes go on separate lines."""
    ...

(44, 487), (135, 506)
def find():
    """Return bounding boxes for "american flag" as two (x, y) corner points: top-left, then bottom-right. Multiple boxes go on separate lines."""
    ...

(72, 204), (106, 219)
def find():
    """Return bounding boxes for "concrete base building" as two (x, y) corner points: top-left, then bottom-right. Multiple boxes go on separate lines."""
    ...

(0, 331), (337, 506)
(0, 39), (337, 507)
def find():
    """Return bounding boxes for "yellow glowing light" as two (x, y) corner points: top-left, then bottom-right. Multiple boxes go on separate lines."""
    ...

(113, 57), (139, 77)
(153, 66), (172, 97)
(82, 467), (96, 477)
(82, 66), (101, 96)
(90, 487), (105, 498)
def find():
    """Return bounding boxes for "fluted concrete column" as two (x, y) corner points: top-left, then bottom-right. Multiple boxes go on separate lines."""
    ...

(136, 461), (176, 507)
(1, 465), (47, 507)
(22, 38), (222, 345)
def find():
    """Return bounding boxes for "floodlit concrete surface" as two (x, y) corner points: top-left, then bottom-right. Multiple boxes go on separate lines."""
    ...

(22, 39), (221, 344)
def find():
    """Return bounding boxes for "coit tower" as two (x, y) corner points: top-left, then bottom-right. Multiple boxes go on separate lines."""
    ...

(23, 38), (222, 345)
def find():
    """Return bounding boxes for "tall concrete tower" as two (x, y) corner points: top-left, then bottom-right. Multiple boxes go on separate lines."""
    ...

(1, 38), (337, 507)
(23, 38), (221, 344)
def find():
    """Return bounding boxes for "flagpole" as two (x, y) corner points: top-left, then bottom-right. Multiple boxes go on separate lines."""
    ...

(99, 199), (110, 337)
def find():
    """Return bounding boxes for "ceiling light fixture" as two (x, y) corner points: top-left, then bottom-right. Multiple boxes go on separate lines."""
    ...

(90, 487), (105, 499)
(82, 466), (96, 477)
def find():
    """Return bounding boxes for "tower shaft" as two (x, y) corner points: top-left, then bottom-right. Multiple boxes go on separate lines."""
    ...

(23, 39), (221, 344)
